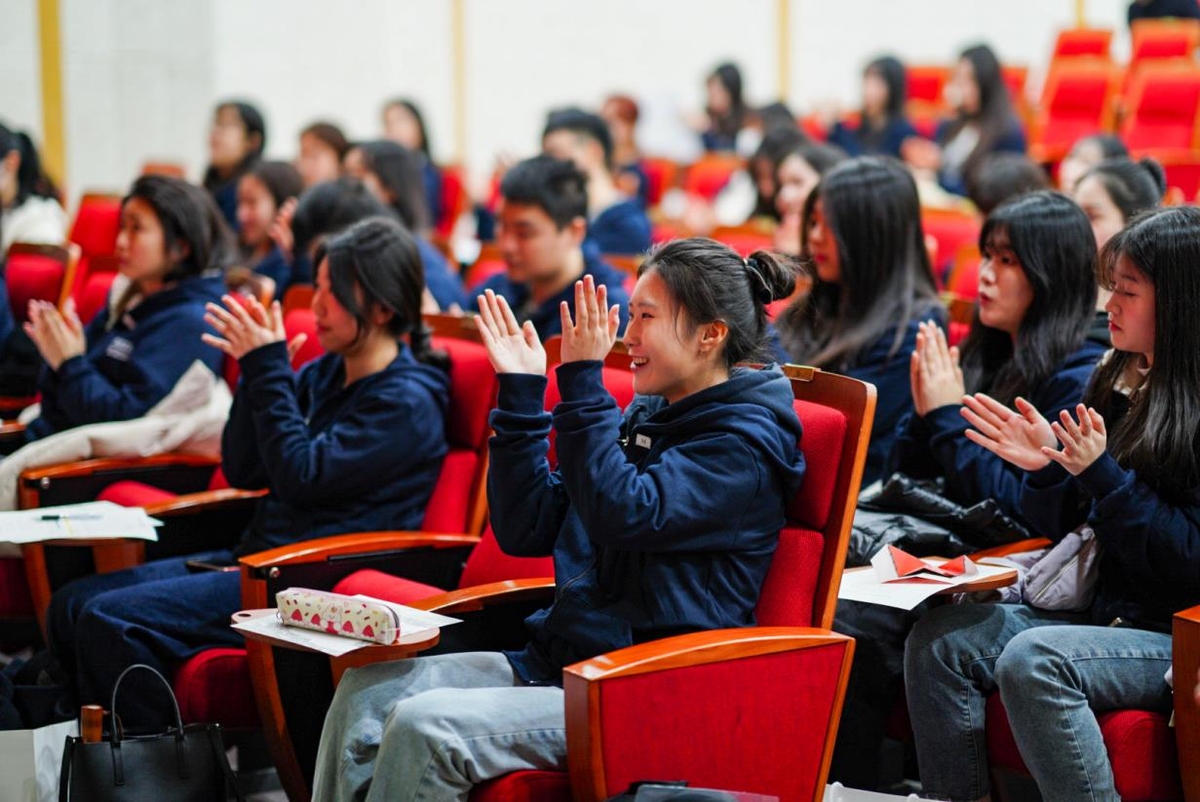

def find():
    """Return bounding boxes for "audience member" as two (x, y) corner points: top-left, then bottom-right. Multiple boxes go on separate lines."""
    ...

(600, 94), (648, 206)
(296, 121), (348, 188)
(1057, 133), (1128, 193)
(828, 56), (920, 159)
(382, 99), (442, 230)
(772, 140), (848, 255)
(202, 100), (266, 231)
(233, 160), (303, 297)
(699, 62), (751, 153)
(965, 152), (1050, 216)
(0, 123), (65, 252)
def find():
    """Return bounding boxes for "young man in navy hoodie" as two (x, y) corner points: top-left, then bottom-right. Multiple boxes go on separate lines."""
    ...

(469, 155), (630, 338)
(542, 108), (652, 256)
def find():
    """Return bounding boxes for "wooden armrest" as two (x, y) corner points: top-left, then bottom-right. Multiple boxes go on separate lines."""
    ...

(143, 487), (268, 517)
(1174, 604), (1200, 802)
(0, 421), (25, 436)
(565, 626), (851, 681)
(239, 531), (482, 569)
(19, 453), (220, 482)
(406, 577), (556, 614)
(972, 538), (1052, 560)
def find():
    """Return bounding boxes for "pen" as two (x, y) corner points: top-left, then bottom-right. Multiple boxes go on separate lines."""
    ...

(39, 514), (102, 521)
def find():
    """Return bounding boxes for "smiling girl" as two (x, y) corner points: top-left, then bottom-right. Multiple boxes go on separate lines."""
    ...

(777, 155), (941, 483)
(906, 205), (1200, 802)
(312, 238), (806, 801)
(21, 176), (226, 442)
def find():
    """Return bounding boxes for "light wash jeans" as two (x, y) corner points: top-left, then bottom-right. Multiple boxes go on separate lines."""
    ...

(904, 602), (1173, 802)
(312, 651), (566, 802)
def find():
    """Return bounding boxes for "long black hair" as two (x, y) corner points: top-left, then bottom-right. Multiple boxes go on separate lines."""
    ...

(639, 238), (798, 368)
(777, 156), (939, 370)
(202, 100), (266, 191)
(943, 44), (1017, 182)
(0, 123), (59, 206)
(865, 55), (907, 120)
(1079, 157), (1165, 218)
(314, 216), (447, 370)
(348, 140), (430, 234)
(707, 62), (748, 144)
(382, 99), (432, 158)
(1086, 206), (1200, 504)
(959, 191), (1097, 404)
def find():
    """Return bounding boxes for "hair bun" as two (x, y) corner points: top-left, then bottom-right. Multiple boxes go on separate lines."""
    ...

(745, 250), (799, 304)
(1137, 157), (1167, 196)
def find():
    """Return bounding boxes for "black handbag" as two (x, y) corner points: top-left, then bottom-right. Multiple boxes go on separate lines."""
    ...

(58, 664), (244, 802)
(847, 473), (1033, 566)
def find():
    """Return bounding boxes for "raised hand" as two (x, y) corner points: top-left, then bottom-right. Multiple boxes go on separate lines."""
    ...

(912, 320), (963, 416)
(202, 295), (301, 361)
(559, 276), (620, 364)
(474, 289), (546, 375)
(961, 393), (1056, 471)
(24, 298), (86, 370)
(1045, 404), (1107, 476)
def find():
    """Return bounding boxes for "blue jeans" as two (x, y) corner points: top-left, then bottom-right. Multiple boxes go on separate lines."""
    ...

(313, 652), (566, 802)
(45, 550), (244, 726)
(904, 603), (1173, 801)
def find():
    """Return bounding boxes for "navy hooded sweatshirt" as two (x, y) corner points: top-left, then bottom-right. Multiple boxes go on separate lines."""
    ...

(588, 198), (652, 256)
(1018, 389), (1200, 632)
(26, 275), (225, 442)
(885, 337), (1106, 530)
(222, 340), (449, 556)
(489, 361), (807, 684)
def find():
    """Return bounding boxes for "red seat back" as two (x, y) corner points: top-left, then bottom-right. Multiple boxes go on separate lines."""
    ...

(1052, 28), (1114, 60)
(4, 246), (68, 322)
(1121, 66), (1200, 151)
(435, 164), (468, 239)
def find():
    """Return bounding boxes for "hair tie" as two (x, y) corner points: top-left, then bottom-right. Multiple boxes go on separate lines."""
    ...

(743, 256), (773, 305)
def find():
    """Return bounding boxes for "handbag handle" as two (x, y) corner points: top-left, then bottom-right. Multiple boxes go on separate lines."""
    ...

(107, 663), (186, 746)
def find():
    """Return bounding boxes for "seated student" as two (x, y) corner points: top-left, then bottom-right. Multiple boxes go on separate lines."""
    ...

(233, 160), (303, 298)
(0, 123), (67, 252)
(698, 62), (751, 153)
(906, 205), (1200, 802)
(1129, 0), (1200, 23)
(469, 156), (630, 339)
(771, 140), (847, 256)
(312, 238), (805, 800)
(20, 176), (226, 443)
(827, 55), (919, 159)
(776, 156), (941, 484)
(1057, 133), (1128, 193)
(906, 44), (1026, 197)
(202, 100), (266, 231)
(46, 216), (451, 726)
(343, 140), (466, 310)
(542, 108), (652, 256)
(381, 99), (442, 229)
(829, 190), (1108, 789)
(600, 94), (648, 207)
(296, 121), (348, 189)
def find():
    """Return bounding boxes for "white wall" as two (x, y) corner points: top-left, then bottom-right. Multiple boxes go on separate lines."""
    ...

(0, 0), (1134, 207)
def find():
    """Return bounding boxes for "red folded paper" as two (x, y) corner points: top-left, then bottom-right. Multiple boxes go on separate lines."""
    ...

(886, 545), (972, 578)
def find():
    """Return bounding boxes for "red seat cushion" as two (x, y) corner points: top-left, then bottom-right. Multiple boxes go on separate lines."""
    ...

(790, 399), (847, 531)
(173, 648), (259, 730)
(333, 569), (445, 603)
(471, 771), (570, 802)
(6, 253), (65, 322)
(97, 481), (178, 508)
(985, 692), (1181, 801)
(0, 557), (33, 617)
(458, 527), (555, 589)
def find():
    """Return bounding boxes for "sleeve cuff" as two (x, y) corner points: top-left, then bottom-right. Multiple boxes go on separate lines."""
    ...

(1076, 452), (1129, 499)
(54, 354), (88, 382)
(237, 341), (290, 378)
(553, 361), (604, 403)
(1027, 461), (1069, 489)
(923, 404), (965, 440)
(497, 372), (549, 414)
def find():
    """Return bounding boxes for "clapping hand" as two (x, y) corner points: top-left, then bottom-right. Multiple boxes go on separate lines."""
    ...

(25, 298), (85, 370)
(1044, 404), (1107, 475)
(559, 276), (620, 364)
(961, 393), (1056, 471)
(202, 295), (306, 362)
(474, 289), (546, 375)
(910, 320), (964, 416)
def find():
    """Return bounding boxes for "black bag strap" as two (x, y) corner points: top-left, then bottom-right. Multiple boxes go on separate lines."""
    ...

(58, 737), (74, 802)
(108, 663), (185, 744)
(204, 723), (247, 801)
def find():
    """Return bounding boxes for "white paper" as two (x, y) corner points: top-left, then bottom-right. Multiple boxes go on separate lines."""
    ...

(231, 612), (370, 657)
(0, 501), (160, 544)
(838, 562), (1014, 610)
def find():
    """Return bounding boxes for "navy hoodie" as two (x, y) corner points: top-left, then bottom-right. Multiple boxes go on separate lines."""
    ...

(489, 362), (806, 684)
(588, 198), (652, 256)
(26, 275), (225, 441)
(828, 117), (920, 160)
(1019, 391), (1200, 632)
(886, 338), (1106, 530)
(470, 249), (630, 339)
(222, 341), (449, 556)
